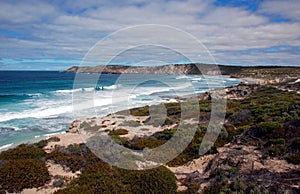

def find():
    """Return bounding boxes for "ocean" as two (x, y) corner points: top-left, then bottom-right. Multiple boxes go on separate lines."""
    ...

(0, 71), (240, 150)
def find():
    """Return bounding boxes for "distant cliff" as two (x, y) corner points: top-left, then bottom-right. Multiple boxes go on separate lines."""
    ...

(66, 64), (300, 79)
(65, 64), (241, 76)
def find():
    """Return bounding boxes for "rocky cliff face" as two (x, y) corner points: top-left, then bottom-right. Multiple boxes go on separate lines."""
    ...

(66, 64), (222, 75)
(66, 64), (300, 79)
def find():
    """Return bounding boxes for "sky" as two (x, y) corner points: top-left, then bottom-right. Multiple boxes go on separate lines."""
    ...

(0, 0), (299, 70)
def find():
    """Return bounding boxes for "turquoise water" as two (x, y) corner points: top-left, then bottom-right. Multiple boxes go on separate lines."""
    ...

(0, 71), (240, 149)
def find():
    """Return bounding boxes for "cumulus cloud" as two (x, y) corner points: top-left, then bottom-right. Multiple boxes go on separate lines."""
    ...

(259, 0), (300, 21)
(0, 0), (299, 69)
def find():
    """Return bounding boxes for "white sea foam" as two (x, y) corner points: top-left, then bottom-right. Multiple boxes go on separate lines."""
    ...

(104, 84), (118, 90)
(191, 77), (202, 81)
(176, 75), (188, 79)
(55, 85), (118, 94)
(0, 143), (13, 150)
(55, 88), (83, 93)
(0, 105), (73, 122)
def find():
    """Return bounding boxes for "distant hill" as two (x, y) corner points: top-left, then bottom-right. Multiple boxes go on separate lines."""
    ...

(66, 64), (300, 79)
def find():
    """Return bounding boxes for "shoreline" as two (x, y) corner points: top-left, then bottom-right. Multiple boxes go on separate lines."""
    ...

(0, 74), (244, 152)
(2, 74), (293, 152)
(42, 78), (255, 149)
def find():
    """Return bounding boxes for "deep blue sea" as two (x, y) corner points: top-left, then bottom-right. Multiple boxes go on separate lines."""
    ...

(0, 71), (240, 150)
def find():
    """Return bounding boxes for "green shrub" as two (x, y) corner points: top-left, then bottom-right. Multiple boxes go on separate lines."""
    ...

(54, 173), (130, 194)
(152, 128), (177, 140)
(267, 144), (285, 157)
(267, 138), (285, 146)
(34, 139), (49, 148)
(46, 151), (84, 172)
(165, 102), (181, 116)
(130, 106), (149, 116)
(55, 165), (176, 194)
(286, 154), (300, 165)
(48, 136), (61, 142)
(256, 122), (282, 136)
(82, 160), (112, 175)
(164, 117), (175, 126)
(120, 120), (141, 127)
(178, 182), (200, 194)
(34, 136), (61, 148)
(130, 138), (167, 150)
(117, 166), (177, 194)
(231, 178), (247, 192)
(108, 129), (129, 136)
(0, 159), (50, 193)
(0, 144), (46, 160)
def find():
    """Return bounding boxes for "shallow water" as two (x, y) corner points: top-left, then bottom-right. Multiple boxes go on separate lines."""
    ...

(0, 71), (240, 149)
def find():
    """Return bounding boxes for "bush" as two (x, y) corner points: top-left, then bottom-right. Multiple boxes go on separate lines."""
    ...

(120, 120), (141, 127)
(0, 144), (46, 160)
(54, 173), (129, 194)
(0, 159), (50, 193)
(268, 144), (285, 157)
(46, 151), (85, 172)
(117, 166), (177, 194)
(108, 129), (129, 136)
(256, 122), (282, 136)
(55, 165), (177, 194)
(286, 154), (300, 165)
(152, 128), (177, 140)
(34, 136), (60, 148)
(130, 106), (149, 116)
(130, 138), (167, 150)
(34, 139), (49, 148)
(178, 182), (200, 194)
(231, 178), (247, 192)
(266, 138), (285, 146)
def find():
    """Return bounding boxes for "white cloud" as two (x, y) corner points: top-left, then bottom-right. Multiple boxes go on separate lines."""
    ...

(259, 0), (300, 21)
(0, 0), (299, 69)
(0, 1), (57, 23)
(201, 6), (267, 27)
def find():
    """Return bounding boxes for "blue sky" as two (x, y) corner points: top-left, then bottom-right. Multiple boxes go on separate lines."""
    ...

(0, 0), (299, 70)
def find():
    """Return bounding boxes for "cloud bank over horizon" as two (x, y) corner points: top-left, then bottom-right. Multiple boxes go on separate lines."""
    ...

(0, 0), (299, 70)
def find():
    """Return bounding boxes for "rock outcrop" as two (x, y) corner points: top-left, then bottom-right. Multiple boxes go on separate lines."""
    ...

(66, 64), (300, 79)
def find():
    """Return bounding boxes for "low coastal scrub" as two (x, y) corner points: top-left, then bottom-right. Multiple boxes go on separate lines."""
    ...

(119, 85), (300, 167)
(130, 137), (167, 150)
(255, 122), (282, 136)
(0, 144), (46, 160)
(119, 120), (141, 127)
(130, 106), (149, 116)
(0, 143), (50, 193)
(46, 150), (85, 172)
(286, 154), (300, 165)
(34, 136), (60, 148)
(48, 144), (177, 194)
(0, 159), (50, 193)
(108, 128), (129, 136)
(55, 165), (177, 194)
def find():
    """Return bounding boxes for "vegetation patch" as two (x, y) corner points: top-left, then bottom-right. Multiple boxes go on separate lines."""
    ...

(256, 122), (282, 136)
(129, 106), (149, 116)
(46, 150), (85, 173)
(49, 144), (177, 194)
(120, 120), (141, 127)
(108, 129), (129, 136)
(0, 144), (46, 160)
(286, 154), (300, 165)
(0, 159), (50, 193)
(34, 136), (60, 148)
